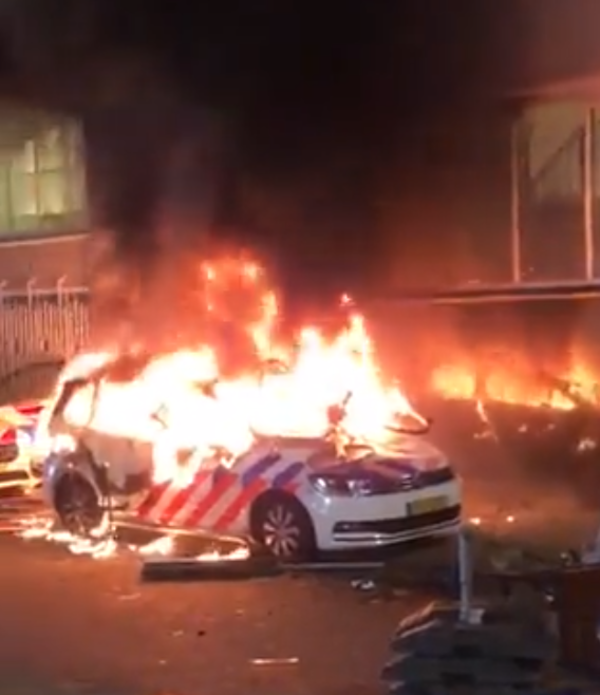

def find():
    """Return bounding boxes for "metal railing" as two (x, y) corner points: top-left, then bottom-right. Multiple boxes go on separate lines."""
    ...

(0, 280), (90, 385)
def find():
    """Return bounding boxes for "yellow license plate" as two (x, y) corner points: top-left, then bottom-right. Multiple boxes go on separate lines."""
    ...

(407, 495), (448, 516)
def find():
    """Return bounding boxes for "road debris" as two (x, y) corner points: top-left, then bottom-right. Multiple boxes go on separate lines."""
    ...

(382, 600), (555, 695)
(117, 592), (140, 601)
(140, 541), (282, 582)
(250, 657), (299, 666)
(383, 533), (554, 693)
(351, 578), (377, 592)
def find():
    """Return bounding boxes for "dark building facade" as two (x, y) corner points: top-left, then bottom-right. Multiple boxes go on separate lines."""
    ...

(3, 1), (600, 294)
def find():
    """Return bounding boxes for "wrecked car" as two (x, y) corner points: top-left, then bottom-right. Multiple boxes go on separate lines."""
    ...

(0, 400), (47, 489)
(39, 350), (461, 560)
(0, 359), (65, 489)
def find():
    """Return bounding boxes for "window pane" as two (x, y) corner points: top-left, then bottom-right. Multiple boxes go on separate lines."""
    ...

(64, 122), (81, 169)
(66, 167), (87, 215)
(527, 102), (585, 202)
(38, 170), (68, 215)
(10, 172), (37, 216)
(0, 112), (87, 232)
(0, 164), (11, 232)
(37, 126), (65, 171)
(11, 140), (36, 175)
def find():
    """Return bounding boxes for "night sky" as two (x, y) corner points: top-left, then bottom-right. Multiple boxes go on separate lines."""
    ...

(0, 1), (527, 318)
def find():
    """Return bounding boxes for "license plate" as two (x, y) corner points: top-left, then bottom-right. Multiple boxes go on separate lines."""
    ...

(407, 495), (448, 516)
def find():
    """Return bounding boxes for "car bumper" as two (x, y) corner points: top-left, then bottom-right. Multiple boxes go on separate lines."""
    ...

(0, 443), (37, 488)
(307, 480), (461, 551)
(330, 504), (461, 545)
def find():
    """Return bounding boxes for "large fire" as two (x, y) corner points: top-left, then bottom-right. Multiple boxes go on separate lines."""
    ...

(431, 361), (600, 411)
(45, 258), (423, 488)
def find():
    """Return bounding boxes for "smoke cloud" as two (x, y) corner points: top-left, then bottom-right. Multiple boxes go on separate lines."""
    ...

(0, 0), (500, 353)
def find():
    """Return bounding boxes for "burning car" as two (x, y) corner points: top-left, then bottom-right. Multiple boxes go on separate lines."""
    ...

(41, 384), (460, 559)
(38, 350), (460, 558)
(31, 260), (459, 558)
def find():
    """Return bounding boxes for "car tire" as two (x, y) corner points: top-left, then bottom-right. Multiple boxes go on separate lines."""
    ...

(54, 471), (106, 537)
(250, 491), (316, 562)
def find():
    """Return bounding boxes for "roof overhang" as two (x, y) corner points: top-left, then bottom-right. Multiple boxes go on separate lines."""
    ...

(506, 73), (600, 103)
(496, 0), (600, 104)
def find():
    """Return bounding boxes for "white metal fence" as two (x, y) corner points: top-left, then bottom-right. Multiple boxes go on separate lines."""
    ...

(0, 282), (90, 401)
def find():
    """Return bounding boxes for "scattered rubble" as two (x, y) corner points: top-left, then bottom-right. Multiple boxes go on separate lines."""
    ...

(382, 598), (555, 695)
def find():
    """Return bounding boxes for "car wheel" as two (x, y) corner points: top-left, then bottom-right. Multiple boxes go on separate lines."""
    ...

(54, 471), (105, 537)
(250, 492), (316, 562)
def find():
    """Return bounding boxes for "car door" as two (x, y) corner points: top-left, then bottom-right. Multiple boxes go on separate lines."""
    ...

(83, 380), (155, 492)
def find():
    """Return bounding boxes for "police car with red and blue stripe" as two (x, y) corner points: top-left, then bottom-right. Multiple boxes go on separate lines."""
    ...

(40, 372), (461, 560)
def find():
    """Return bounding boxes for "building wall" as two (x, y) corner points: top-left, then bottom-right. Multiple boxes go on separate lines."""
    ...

(384, 110), (514, 289)
(496, 0), (600, 95)
(0, 233), (91, 288)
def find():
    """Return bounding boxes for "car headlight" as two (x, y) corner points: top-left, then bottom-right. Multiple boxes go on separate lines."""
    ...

(309, 473), (376, 497)
(15, 429), (32, 448)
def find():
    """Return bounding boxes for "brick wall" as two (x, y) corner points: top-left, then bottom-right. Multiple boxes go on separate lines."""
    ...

(0, 233), (92, 289)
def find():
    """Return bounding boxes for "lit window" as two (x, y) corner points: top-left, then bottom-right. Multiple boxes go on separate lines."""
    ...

(37, 127), (64, 171)
(0, 163), (11, 231)
(0, 109), (88, 233)
(12, 140), (36, 175)
(10, 172), (37, 216)
(38, 170), (68, 215)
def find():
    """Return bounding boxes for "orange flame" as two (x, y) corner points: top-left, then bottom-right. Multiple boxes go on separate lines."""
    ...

(431, 360), (600, 410)
(49, 258), (422, 487)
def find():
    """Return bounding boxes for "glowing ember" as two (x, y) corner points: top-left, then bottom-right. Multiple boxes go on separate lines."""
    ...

(18, 516), (118, 558)
(137, 535), (175, 557)
(13, 500), (250, 561)
(140, 541), (251, 564)
(194, 546), (250, 562)
(467, 514), (518, 528)
(40, 258), (423, 489)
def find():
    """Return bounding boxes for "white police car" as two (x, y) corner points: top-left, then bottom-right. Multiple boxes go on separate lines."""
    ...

(41, 373), (461, 560)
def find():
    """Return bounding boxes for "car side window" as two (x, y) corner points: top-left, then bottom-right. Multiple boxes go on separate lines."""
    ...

(52, 378), (95, 426)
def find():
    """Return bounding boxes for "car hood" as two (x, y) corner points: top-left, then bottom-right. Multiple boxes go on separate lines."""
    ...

(305, 435), (448, 479)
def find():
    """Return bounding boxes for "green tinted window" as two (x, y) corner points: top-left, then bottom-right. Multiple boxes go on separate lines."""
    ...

(0, 109), (87, 236)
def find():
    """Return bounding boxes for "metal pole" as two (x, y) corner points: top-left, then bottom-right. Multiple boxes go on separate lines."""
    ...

(458, 525), (473, 622)
(510, 119), (522, 283)
(583, 107), (595, 280)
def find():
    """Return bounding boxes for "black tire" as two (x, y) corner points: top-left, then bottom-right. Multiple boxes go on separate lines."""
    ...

(250, 491), (316, 562)
(54, 471), (106, 537)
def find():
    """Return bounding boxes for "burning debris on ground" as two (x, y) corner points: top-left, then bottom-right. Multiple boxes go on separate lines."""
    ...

(15, 506), (256, 567)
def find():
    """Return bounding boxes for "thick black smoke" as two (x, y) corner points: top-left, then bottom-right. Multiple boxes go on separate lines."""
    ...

(0, 0), (503, 348)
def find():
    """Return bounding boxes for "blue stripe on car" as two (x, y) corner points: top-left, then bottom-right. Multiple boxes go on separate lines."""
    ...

(374, 458), (418, 475)
(18, 425), (37, 441)
(241, 452), (282, 487)
(272, 461), (304, 488)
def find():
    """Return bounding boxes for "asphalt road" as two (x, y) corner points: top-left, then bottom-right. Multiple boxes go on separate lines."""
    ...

(0, 467), (595, 695)
(0, 532), (427, 695)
